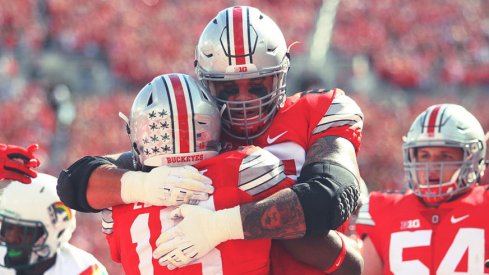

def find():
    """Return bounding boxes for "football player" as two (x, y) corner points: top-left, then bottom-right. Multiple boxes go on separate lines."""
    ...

(57, 6), (364, 274)
(356, 104), (489, 274)
(0, 143), (40, 184)
(0, 173), (107, 274)
(105, 73), (297, 274)
(153, 6), (364, 273)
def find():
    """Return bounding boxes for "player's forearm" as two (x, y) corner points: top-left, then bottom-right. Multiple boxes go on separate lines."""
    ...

(57, 154), (132, 212)
(87, 165), (127, 209)
(333, 234), (363, 275)
(294, 136), (361, 235)
(240, 138), (361, 239)
(240, 188), (306, 239)
(303, 136), (361, 180)
(280, 232), (363, 274)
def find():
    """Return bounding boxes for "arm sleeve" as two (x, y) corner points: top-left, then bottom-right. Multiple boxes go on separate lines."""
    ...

(290, 160), (360, 236)
(57, 155), (130, 213)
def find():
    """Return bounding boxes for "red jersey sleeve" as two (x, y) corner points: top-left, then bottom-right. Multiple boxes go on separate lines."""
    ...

(196, 146), (295, 210)
(303, 89), (363, 151)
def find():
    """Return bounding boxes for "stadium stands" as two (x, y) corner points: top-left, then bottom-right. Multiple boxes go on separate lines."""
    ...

(1, 0), (489, 273)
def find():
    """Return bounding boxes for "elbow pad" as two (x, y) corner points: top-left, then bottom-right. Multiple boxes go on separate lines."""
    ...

(291, 161), (360, 236)
(57, 156), (114, 213)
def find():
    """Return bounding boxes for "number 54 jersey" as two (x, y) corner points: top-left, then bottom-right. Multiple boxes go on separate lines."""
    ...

(355, 186), (489, 275)
(106, 146), (294, 275)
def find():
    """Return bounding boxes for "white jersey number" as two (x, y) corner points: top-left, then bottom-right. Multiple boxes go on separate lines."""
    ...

(389, 228), (485, 275)
(130, 207), (223, 275)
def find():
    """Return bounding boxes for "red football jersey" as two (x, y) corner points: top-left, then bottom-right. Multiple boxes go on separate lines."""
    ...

(223, 89), (363, 181)
(107, 146), (294, 275)
(237, 89), (362, 274)
(356, 186), (489, 275)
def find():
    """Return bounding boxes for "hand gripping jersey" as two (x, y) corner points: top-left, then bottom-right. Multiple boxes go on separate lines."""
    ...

(0, 243), (107, 275)
(106, 146), (294, 275)
(228, 89), (361, 275)
(356, 186), (489, 275)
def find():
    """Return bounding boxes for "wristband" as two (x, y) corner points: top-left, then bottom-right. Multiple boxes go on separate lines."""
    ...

(322, 231), (346, 274)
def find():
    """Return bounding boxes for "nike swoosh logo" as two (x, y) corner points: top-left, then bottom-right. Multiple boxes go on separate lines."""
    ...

(267, 131), (288, 144)
(451, 214), (469, 224)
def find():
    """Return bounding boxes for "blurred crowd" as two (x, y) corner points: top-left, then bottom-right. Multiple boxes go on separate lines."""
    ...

(334, 0), (489, 88)
(2, 0), (489, 273)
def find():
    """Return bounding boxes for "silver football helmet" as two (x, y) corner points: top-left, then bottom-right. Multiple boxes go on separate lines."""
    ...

(123, 73), (221, 168)
(403, 104), (486, 204)
(0, 173), (76, 269)
(195, 6), (290, 141)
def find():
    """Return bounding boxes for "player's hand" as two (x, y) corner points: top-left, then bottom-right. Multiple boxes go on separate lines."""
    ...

(120, 166), (214, 206)
(153, 205), (244, 269)
(0, 144), (40, 184)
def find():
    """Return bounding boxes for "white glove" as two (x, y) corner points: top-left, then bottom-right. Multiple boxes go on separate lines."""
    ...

(120, 166), (214, 206)
(152, 205), (244, 269)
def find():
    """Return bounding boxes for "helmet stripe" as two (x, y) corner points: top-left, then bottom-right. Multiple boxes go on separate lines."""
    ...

(225, 9), (232, 65)
(167, 74), (191, 153)
(182, 75), (197, 152)
(245, 8), (253, 64)
(161, 76), (176, 154)
(426, 104), (442, 137)
(232, 6), (246, 65)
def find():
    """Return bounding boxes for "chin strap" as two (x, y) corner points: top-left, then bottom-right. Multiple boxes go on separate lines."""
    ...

(219, 104), (227, 117)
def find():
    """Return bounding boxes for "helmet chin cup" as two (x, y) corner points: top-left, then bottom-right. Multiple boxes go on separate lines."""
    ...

(415, 176), (458, 204)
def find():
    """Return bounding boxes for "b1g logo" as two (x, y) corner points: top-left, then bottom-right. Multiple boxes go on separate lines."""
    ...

(400, 219), (420, 230)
